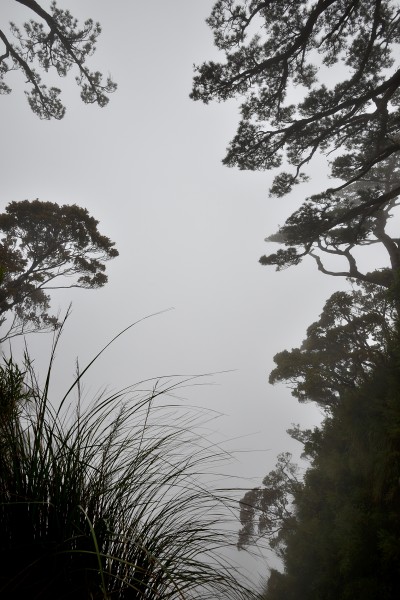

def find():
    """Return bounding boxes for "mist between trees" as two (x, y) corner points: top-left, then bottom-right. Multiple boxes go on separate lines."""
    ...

(1, 0), (400, 598)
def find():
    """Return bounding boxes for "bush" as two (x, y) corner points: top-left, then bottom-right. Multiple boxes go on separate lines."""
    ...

(0, 328), (254, 599)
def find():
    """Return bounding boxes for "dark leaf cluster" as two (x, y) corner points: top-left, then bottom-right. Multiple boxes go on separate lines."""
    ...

(239, 322), (400, 599)
(0, 199), (118, 341)
(269, 281), (396, 406)
(193, 0), (400, 183)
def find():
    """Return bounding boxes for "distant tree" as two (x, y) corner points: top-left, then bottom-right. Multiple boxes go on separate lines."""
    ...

(269, 280), (396, 407)
(237, 452), (300, 556)
(191, 1), (400, 279)
(0, 0), (117, 119)
(0, 199), (118, 341)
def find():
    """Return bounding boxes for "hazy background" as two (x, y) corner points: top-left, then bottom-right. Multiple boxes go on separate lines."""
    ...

(1, 0), (353, 579)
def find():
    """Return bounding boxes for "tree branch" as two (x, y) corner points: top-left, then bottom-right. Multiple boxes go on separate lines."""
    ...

(0, 29), (51, 115)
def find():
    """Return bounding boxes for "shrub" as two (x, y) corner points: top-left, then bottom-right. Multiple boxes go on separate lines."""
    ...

(0, 327), (254, 599)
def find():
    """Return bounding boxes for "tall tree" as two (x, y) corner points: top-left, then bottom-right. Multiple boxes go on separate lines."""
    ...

(261, 356), (400, 600)
(238, 352), (400, 600)
(0, 199), (118, 341)
(0, 0), (116, 119)
(191, 1), (400, 281)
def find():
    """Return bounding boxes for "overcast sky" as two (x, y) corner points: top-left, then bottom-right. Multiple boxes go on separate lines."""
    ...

(1, 0), (358, 580)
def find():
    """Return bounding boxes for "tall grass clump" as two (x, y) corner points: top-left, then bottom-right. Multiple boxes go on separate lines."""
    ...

(0, 329), (255, 600)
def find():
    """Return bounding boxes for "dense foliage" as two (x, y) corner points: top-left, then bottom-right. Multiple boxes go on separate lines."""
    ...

(0, 199), (118, 341)
(261, 347), (400, 599)
(0, 0), (116, 118)
(236, 325), (400, 598)
(236, 272), (400, 597)
(269, 281), (396, 406)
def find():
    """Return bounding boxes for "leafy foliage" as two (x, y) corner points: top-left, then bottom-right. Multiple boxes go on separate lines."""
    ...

(269, 281), (396, 406)
(0, 199), (118, 341)
(192, 1), (400, 278)
(0, 356), (30, 423)
(198, 5), (400, 595)
(0, 0), (117, 118)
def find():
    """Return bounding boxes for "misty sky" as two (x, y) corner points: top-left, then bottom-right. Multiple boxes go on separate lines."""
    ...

(0, 0), (361, 578)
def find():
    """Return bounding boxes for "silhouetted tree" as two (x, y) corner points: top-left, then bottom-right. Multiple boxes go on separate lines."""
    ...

(269, 281), (396, 407)
(240, 354), (400, 600)
(192, 1), (400, 280)
(0, 199), (118, 341)
(261, 358), (400, 599)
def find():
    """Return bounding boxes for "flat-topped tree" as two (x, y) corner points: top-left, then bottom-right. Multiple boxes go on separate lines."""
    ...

(192, 1), (400, 283)
(262, 156), (400, 288)
(0, 199), (118, 341)
(0, 0), (117, 118)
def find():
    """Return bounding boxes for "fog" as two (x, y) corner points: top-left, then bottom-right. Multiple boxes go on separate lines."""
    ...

(1, 0), (352, 580)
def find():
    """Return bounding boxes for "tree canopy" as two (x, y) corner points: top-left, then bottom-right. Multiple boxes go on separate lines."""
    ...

(0, 199), (118, 341)
(191, 0), (400, 279)
(0, 0), (117, 119)
(269, 280), (396, 407)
